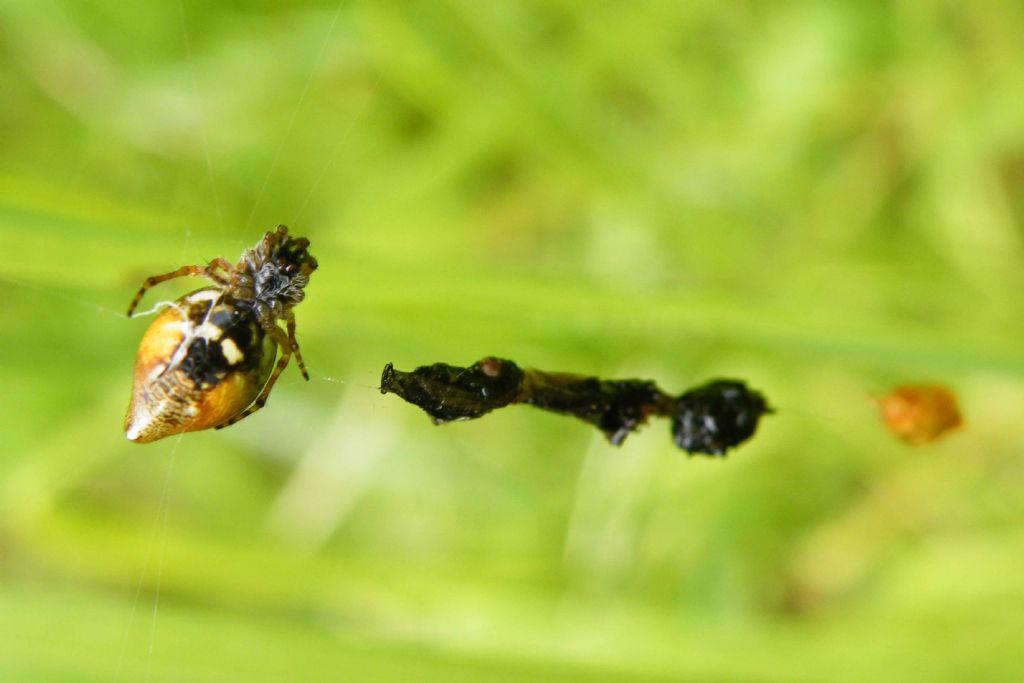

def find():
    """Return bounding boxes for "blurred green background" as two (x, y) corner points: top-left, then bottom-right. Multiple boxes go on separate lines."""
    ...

(2, 1), (1024, 681)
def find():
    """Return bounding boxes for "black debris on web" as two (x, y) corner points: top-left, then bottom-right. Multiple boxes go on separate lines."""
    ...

(380, 357), (772, 456)
(671, 380), (774, 456)
(380, 357), (524, 424)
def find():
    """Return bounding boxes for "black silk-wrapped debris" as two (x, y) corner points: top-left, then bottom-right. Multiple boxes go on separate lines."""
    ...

(381, 357), (772, 456)
(672, 380), (773, 456)
(380, 358), (524, 423)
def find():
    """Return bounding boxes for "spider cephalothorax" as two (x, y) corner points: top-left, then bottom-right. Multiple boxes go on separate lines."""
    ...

(124, 225), (317, 443)
(231, 227), (317, 321)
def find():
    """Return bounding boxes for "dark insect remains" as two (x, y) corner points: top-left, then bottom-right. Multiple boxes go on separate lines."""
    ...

(380, 357), (773, 456)
(124, 225), (317, 443)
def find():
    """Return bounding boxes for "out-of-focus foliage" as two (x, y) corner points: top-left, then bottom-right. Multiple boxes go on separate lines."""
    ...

(1, 1), (1023, 681)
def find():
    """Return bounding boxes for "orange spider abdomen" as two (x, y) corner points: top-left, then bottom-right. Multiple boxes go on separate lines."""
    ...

(125, 289), (276, 443)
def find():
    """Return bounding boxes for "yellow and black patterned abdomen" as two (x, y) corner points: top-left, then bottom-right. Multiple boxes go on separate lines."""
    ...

(125, 288), (277, 443)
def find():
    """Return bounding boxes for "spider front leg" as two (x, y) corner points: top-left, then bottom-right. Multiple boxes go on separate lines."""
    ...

(215, 325), (293, 430)
(286, 309), (310, 380)
(126, 257), (234, 317)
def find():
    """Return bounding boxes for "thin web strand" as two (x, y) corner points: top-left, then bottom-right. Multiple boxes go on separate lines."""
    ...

(114, 437), (180, 682)
(245, 0), (347, 233)
(143, 443), (179, 683)
(178, 0), (227, 252)
(0, 273), (128, 319)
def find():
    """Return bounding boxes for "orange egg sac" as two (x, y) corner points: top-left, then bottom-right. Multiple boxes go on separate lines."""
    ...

(876, 384), (963, 445)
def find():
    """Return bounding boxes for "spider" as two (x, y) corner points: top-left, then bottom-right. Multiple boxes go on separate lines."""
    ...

(124, 225), (317, 443)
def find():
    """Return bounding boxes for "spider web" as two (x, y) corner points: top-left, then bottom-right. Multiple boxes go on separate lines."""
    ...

(102, 1), (353, 678)
(0, 3), (390, 677)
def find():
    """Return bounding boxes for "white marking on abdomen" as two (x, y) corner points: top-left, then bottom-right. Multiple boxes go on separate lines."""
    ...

(195, 322), (223, 340)
(221, 338), (244, 365)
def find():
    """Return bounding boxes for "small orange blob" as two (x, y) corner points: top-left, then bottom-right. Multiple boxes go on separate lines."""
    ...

(876, 384), (962, 445)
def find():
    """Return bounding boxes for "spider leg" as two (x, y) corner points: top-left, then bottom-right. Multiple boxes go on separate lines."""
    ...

(215, 325), (292, 429)
(286, 309), (310, 381)
(208, 257), (235, 275)
(126, 259), (234, 316)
